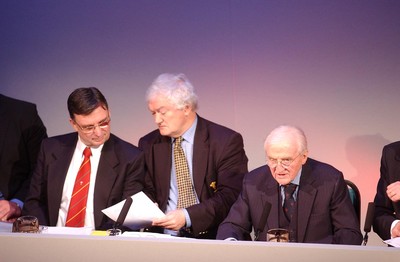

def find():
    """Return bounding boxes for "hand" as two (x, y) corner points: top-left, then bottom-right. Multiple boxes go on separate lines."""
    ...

(392, 221), (400, 238)
(152, 209), (186, 231)
(0, 200), (21, 222)
(386, 181), (400, 202)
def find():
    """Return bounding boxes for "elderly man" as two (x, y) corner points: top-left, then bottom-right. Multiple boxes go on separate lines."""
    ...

(139, 73), (248, 239)
(217, 125), (362, 244)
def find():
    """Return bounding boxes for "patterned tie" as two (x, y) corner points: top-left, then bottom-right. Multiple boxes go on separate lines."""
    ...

(283, 183), (297, 221)
(66, 147), (92, 227)
(174, 137), (197, 209)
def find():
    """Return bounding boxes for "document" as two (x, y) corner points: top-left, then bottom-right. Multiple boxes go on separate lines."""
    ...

(42, 226), (93, 235)
(121, 231), (176, 238)
(383, 237), (400, 247)
(0, 221), (12, 232)
(0, 220), (93, 235)
(102, 191), (165, 230)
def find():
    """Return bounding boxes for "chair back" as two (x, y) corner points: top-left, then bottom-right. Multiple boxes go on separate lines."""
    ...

(345, 180), (361, 223)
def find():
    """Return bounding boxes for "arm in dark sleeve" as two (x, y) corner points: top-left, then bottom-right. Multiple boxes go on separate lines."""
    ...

(216, 175), (253, 241)
(188, 132), (248, 237)
(22, 142), (50, 226)
(15, 104), (47, 202)
(373, 146), (398, 240)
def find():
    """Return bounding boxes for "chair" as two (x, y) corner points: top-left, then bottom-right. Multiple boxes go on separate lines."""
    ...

(345, 180), (361, 223)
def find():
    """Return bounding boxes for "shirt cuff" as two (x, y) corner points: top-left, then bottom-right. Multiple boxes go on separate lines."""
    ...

(390, 219), (400, 238)
(183, 208), (191, 227)
(10, 199), (23, 209)
(224, 237), (238, 241)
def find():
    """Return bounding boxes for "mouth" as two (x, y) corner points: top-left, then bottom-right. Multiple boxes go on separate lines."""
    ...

(275, 173), (288, 179)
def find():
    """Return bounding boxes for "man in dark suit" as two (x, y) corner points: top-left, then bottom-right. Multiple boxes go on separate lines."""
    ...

(23, 88), (146, 230)
(373, 142), (400, 240)
(217, 125), (362, 245)
(0, 94), (47, 222)
(139, 73), (248, 239)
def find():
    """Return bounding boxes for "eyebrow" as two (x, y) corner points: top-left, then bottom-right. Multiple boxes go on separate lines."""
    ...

(150, 106), (167, 113)
(81, 116), (109, 128)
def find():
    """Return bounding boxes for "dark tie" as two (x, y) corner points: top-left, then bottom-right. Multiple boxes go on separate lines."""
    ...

(66, 147), (92, 227)
(174, 137), (197, 209)
(283, 183), (297, 221)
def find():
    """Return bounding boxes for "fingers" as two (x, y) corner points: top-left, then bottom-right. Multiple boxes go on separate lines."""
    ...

(0, 201), (21, 221)
(152, 209), (186, 231)
(386, 181), (400, 201)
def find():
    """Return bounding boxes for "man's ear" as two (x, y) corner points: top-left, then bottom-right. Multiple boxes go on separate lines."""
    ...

(70, 118), (79, 132)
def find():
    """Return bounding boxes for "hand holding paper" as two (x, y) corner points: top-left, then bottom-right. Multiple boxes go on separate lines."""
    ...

(102, 191), (165, 230)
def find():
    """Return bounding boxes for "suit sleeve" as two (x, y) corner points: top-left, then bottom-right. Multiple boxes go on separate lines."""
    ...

(15, 105), (47, 202)
(373, 146), (398, 240)
(22, 141), (50, 226)
(216, 174), (253, 240)
(187, 131), (248, 236)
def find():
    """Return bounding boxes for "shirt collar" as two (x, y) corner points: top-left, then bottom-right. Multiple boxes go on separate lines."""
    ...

(171, 116), (198, 145)
(77, 136), (104, 156)
(291, 168), (302, 186)
(280, 167), (302, 187)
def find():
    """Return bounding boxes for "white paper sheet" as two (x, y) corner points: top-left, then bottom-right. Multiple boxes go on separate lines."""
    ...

(121, 231), (176, 238)
(0, 221), (13, 232)
(0, 221), (93, 235)
(383, 237), (400, 247)
(101, 191), (165, 230)
(42, 226), (93, 235)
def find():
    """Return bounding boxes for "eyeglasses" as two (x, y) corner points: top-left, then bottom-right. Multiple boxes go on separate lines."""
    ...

(74, 117), (111, 134)
(267, 152), (303, 169)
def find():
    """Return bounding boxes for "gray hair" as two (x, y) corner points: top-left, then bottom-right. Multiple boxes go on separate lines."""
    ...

(146, 73), (198, 110)
(264, 125), (308, 154)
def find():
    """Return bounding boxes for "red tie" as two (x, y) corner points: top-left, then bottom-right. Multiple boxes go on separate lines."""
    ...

(66, 147), (92, 227)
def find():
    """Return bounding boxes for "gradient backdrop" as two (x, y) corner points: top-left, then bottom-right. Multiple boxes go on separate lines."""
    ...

(1, 0), (400, 245)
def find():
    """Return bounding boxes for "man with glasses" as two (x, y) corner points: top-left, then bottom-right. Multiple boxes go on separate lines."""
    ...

(139, 73), (248, 239)
(23, 87), (146, 230)
(217, 125), (362, 244)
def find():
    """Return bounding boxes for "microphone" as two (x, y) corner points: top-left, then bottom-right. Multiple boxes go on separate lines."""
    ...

(109, 197), (133, 236)
(362, 202), (375, 246)
(254, 202), (271, 241)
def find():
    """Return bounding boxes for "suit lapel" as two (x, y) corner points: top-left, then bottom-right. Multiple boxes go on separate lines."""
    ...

(153, 139), (172, 210)
(47, 135), (77, 225)
(264, 183), (280, 230)
(93, 136), (120, 228)
(256, 167), (280, 231)
(297, 162), (317, 242)
(192, 117), (209, 197)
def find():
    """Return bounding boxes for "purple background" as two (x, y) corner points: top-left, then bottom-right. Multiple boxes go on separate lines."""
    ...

(1, 0), (400, 245)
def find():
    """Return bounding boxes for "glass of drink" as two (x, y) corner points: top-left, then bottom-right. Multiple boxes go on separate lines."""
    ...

(266, 228), (289, 242)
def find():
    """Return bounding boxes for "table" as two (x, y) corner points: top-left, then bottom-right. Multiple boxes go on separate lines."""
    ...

(0, 232), (398, 262)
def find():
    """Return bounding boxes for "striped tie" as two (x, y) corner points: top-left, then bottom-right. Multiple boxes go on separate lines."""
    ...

(66, 147), (92, 227)
(174, 137), (197, 209)
(283, 184), (297, 221)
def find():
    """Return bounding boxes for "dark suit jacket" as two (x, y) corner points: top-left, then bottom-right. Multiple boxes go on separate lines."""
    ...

(373, 141), (400, 240)
(22, 132), (145, 230)
(0, 94), (47, 202)
(138, 116), (248, 238)
(217, 158), (363, 245)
